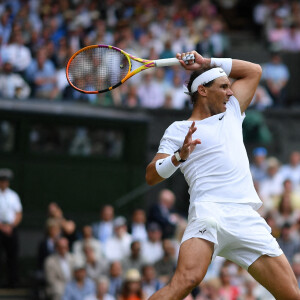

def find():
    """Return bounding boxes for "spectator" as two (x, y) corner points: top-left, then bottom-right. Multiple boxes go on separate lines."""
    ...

(44, 237), (75, 300)
(279, 151), (300, 189)
(210, 19), (229, 57)
(170, 74), (189, 109)
(37, 219), (61, 271)
(249, 84), (273, 110)
(272, 192), (300, 229)
(0, 60), (31, 99)
(259, 157), (284, 211)
(137, 72), (164, 109)
(108, 261), (123, 298)
(122, 241), (145, 274)
(26, 47), (59, 99)
(73, 225), (104, 263)
(92, 205), (115, 245)
(250, 147), (268, 183)
(129, 209), (148, 242)
(154, 239), (177, 284)
(218, 266), (240, 300)
(0, 169), (22, 288)
(261, 51), (290, 107)
(121, 84), (140, 108)
(141, 265), (164, 299)
(83, 244), (108, 281)
(1, 31), (32, 73)
(196, 278), (221, 300)
(141, 223), (163, 264)
(281, 23), (300, 52)
(277, 223), (300, 264)
(195, 27), (215, 58)
(86, 276), (116, 300)
(118, 269), (147, 300)
(46, 202), (77, 248)
(62, 261), (96, 300)
(148, 189), (178, 238)
(104, 216), (132, 262)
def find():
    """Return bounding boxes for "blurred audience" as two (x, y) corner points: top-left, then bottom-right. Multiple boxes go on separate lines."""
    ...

(147, 189), (179, 238)
(108, 261), (123, 298)
(129, 209), (147, 243)
(92, 205), (115, 246)
(118, 269), (146, 300)
(141, 223), (163, 265)
(37, 219), (61, 272)
(122, 241), (145, 274)
(261, 51), (290, 107)
(73, 225), (104, 263)
(62, 262), (96, 300)
(0, 168), (22, 288)
(44, 237), (75, 300)
(104, 216), (132, 262)
(0, 60), (31, 99)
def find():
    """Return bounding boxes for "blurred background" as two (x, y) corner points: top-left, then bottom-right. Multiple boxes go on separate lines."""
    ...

(1, 0), (300, 299)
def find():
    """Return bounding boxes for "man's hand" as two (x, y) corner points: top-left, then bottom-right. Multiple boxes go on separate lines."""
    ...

(176, 51), (210, 71)
(180, 121), (201, 160)
(0, 223), (13, 236)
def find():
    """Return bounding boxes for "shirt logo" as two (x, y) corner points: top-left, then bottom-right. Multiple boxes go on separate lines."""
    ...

(158, 160), (164, 165)
(199, 229), (207, 234)
(219, 115), (225, 121)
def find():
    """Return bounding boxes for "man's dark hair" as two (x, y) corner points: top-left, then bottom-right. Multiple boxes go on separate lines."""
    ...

(187, 66), (217, 105)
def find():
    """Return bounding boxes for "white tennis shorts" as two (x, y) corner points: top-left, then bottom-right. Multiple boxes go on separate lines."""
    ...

(181, 202), (283, 270)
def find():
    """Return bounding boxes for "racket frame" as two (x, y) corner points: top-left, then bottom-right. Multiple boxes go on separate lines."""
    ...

(66, 44), (179, 94)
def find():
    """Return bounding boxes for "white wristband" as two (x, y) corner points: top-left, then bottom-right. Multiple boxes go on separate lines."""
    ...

(210, 58), (232, 76)
(155, 156), (179, 179)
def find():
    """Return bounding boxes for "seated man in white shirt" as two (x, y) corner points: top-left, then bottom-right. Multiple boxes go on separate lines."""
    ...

(104, 216), (132, 262)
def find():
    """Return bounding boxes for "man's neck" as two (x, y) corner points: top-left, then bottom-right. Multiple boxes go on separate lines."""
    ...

(188, 102), (212, 121)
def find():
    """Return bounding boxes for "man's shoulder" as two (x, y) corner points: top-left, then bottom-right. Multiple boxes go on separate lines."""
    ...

(5, 188), (20, 200)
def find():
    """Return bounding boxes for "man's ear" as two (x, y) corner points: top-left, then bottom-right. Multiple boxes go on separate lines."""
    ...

(197, 85), (207, 97)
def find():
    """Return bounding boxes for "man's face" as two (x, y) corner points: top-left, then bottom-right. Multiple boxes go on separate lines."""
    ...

(205, 76), (233, 115)
(74, 268), (86, 281)
(0, 179), (9, 190)
(56, 238), (69, 256)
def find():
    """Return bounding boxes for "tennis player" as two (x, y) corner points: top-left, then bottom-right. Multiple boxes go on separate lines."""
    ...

(145, 51), (300, 300)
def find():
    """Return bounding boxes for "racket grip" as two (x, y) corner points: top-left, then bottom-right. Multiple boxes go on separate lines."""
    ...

(154, 58), (181, 67)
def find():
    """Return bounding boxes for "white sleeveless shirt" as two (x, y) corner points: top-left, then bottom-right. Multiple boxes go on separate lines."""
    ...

(157, 96), (262, 211)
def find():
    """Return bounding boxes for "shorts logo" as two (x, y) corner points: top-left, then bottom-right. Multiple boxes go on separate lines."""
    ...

(199, 229), (207, 234)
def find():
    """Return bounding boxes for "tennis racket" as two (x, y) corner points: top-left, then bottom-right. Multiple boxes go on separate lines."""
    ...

(66, 44), (194, 94)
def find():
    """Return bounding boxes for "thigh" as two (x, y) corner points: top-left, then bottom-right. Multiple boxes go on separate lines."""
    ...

(248, 254), (300, 300)
(171, 238), (214, 288)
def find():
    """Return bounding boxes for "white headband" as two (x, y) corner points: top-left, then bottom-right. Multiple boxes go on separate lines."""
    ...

(191, 67), (227, 93)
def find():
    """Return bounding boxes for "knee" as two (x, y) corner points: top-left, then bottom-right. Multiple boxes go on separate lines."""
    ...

(172, 270), (203, 291)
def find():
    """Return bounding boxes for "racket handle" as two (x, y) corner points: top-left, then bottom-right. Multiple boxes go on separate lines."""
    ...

(154, 58), (181, 67)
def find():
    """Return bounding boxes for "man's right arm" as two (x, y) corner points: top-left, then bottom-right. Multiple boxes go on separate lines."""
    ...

(145, 153), (180, 186)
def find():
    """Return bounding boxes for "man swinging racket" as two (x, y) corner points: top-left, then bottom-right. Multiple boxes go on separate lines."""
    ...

(145, 51), (300, 300)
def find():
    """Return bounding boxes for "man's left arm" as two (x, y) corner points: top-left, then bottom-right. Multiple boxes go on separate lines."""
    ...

(229, 59), (262, 113)
(176, 52), (262, 114)
(12, 212), (22, 228)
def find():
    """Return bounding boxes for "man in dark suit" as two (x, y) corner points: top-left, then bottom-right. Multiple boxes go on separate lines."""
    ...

(147, 189), (178, 239)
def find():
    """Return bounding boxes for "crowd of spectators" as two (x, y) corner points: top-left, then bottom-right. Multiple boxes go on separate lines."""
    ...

(2, 147), (300, 298)
(0, 0), (231, 108)
(253, 0), (300, 53)
(26, 153), (300, 300)
(0, 0), (297, 108)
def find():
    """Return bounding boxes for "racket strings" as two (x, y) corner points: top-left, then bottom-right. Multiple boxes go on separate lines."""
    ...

(68, 47), (130, 92)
